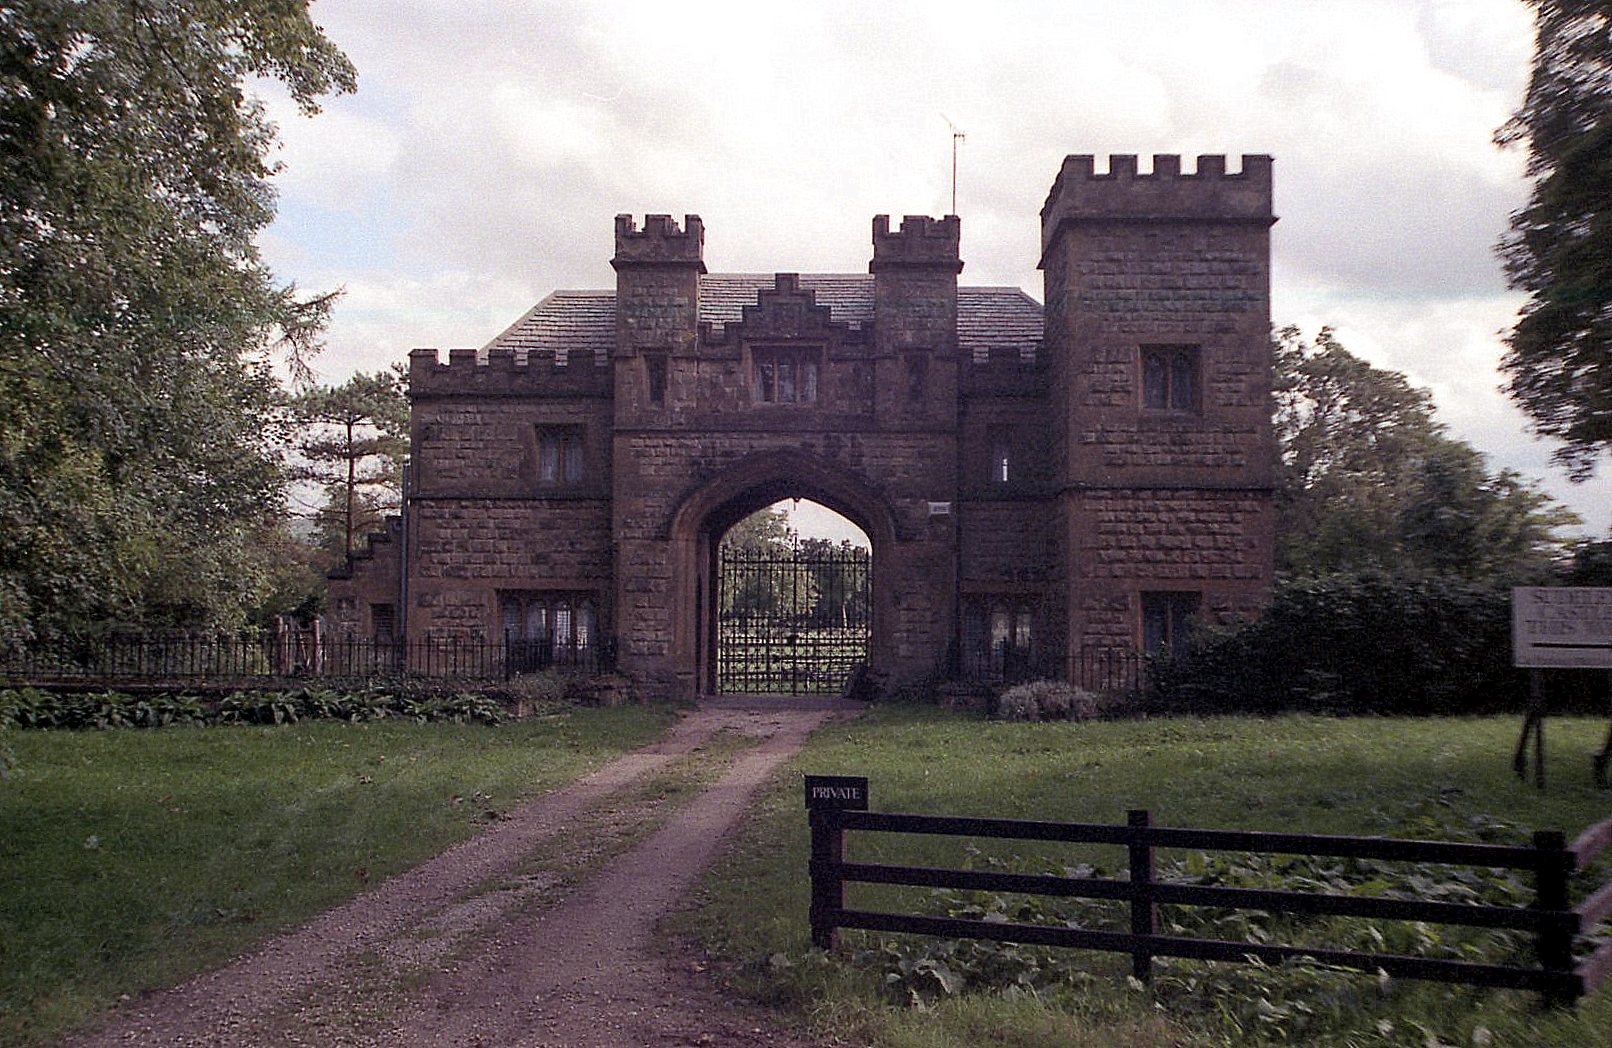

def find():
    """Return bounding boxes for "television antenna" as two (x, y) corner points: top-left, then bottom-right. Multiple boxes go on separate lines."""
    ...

(941, 114), (966, 216)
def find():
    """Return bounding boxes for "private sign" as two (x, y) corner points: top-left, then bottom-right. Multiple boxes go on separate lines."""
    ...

(1512, 587), (1612, 669)
(804, 775), (869, 810)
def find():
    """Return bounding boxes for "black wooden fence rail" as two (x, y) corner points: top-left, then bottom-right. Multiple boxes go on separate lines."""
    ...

(807, 791), (1612, 1006)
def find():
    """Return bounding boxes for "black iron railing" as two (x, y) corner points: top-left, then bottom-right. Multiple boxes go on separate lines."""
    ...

(0, 633), (615, 686)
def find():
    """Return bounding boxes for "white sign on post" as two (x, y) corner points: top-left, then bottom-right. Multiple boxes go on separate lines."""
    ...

(1512, 588), (1612, 669)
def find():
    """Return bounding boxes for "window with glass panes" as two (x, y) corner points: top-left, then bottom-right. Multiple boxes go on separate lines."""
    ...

(498, 591), (597, 659)
(1141, 591), (1199, 655)
(1141, 345), (1200, 412)
(961, 598), (1035, 677)
(752, 347), (819, 405)
(537, 425), (584, 484)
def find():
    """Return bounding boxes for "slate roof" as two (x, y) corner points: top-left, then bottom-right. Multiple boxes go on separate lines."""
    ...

(958, 286), (1043, 363)
(483, 290), (615, 364)
(483, 276), (1042, 363)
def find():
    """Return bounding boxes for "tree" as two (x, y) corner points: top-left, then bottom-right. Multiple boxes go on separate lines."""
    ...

(0, 2), (354, 651)
(1274, 327), (1576, 581)
(719, 506), (805, 618)
(1496, 1), (1612, 480)
(799, 536), (870, 629)
(721, 505), (794, 553)
(291, 368), (408, 565)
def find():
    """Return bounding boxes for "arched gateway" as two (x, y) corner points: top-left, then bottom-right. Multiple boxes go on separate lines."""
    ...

(668, 451), (896, 696)
(329, 154), (1279, 701)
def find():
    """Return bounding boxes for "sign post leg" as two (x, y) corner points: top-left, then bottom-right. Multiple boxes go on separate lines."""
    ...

(1594, 670), (1612, 790)
(809, 808), (844, 950)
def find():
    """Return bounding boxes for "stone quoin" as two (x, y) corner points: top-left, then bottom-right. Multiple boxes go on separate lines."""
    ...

(327, 154), (1278, 700)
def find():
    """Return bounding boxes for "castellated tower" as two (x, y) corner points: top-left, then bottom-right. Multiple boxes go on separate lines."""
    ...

(1040, 154), (1277, 659)
(870, 215), (963, 429)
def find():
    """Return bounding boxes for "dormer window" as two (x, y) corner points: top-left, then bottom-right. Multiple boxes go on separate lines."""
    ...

(752, 347), (819, 405)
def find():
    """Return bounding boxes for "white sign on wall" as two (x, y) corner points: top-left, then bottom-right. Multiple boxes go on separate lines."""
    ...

(1512, 587), (1612, 669)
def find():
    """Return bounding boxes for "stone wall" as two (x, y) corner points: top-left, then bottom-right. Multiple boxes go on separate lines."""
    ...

(407, 498), (612, 640)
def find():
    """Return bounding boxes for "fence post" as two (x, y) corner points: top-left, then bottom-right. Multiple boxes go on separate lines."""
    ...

(809, 807), (845, 950)
(1533, 830), (1580, 1007)
(1128, 809), (1157, 986)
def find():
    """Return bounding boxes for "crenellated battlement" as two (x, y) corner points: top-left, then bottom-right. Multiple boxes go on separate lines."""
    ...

(870, 214), (963, 273)
(408, 346), (612, 398)
(612, 213), (706, 271)
(1041, 154), (1273, 252)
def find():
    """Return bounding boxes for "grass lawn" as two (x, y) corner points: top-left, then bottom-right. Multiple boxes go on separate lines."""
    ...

(0, 705), (673, 1046)
(680, 707), (1612, 1048)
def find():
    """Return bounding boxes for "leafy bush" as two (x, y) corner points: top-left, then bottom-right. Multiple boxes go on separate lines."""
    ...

(0, 684), (505, 731)
(0, 687), (61, 728)
(1145, 572), (1534, 716)
(994, 680), (1098, 722)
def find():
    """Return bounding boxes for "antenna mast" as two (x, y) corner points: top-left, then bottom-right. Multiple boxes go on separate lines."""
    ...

(941, 114), (966, 215)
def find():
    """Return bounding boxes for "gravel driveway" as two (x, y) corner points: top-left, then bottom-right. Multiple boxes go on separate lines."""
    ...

(65, 697), (854, 1048)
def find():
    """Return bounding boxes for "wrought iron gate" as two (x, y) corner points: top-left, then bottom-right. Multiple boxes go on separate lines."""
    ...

(717, 544), (870, 694)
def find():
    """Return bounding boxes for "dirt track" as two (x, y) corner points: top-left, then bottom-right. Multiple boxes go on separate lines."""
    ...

(65, 698), (851, 1048)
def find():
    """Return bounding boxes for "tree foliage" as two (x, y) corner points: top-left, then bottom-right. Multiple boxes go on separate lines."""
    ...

(1496, 1), (1612, 479)
(290, 367), (408, 565)
(718, 507), (869, 626)
(0, 2), (354, 651)
(1274, 327), (1575, 582)
(720, 505), (794, 553)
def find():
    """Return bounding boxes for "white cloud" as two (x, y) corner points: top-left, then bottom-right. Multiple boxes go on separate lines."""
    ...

(260, 0), (1609, 533)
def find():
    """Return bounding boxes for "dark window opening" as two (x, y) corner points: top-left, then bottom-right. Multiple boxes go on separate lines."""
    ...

(906, 354), (928, 402)
(646, 355), (668, 406)
(371, 603), (395, 642)
(753, 348), (820, 405)
(1142, 591), (1200, 656)
(1142, 345), (1200, 412)
(991, 440), (1011, 485)
(537, 425), (585, 484)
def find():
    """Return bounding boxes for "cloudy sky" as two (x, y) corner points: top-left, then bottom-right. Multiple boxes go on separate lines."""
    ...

(257, 0), (1610, 536)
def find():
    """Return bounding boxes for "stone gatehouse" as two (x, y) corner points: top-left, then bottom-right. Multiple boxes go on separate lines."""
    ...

(329, 153), (1277, 700)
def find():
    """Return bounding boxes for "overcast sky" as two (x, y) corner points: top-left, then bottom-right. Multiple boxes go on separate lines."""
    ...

(258, 0), (1611, 538)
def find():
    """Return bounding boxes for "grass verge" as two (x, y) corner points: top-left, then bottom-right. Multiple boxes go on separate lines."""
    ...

(0, 705), (673, 1046)
(677, 707), (1612, 1048)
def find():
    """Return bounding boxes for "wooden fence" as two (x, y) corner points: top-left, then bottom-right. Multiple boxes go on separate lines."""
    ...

(806, 778), (1612, 1006)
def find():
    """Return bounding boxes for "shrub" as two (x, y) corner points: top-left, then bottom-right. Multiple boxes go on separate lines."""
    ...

(994, 680), (1097, 722)
(1143, 571), (1543, 716)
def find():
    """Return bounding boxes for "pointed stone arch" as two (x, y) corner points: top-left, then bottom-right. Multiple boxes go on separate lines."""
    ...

(664, 450), (900, 696)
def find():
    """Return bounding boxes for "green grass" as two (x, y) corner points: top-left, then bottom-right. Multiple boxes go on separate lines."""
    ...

(680, 707), (1612, 1048)
(0, 705), (673, 1046)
